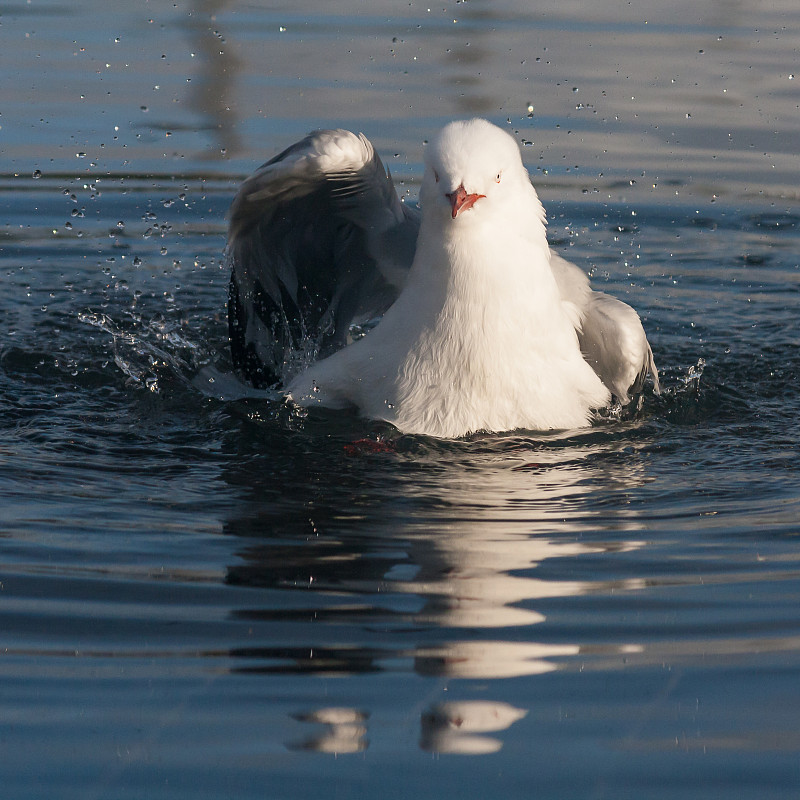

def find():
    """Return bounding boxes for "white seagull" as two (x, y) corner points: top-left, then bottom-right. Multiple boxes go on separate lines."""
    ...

(227, 118), (659, 438)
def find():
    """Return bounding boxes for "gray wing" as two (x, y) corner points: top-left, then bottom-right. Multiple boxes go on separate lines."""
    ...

(550, 252), (660, 404)
(227, 129), (420, 388)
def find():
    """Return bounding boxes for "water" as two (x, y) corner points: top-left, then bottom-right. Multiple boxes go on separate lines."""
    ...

(2, 1), (800, 798)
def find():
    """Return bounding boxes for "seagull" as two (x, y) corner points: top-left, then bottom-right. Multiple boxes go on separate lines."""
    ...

(227, 118), (659, 438)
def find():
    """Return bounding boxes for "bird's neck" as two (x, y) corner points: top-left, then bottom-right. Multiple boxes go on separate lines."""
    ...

(411, 214), (560, 325)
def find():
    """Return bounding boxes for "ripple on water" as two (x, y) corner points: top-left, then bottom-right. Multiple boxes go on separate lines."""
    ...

(1, 178), (799, 798)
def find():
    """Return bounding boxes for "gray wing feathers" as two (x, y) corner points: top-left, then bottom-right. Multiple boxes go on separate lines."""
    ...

(579, 291), (660, 403)
(229, 131), (391, 238)
(228, 130), (417, 291)
(550, 253), (659, 403)
(226, 129), (419, 386)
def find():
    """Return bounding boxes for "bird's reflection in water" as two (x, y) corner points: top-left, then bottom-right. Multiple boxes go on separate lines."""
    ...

(286, 701), (528, 756)
(222, 431), (652, 753)
(288, 708), (369, 754)
(420, 701), (528, 755)
(414, 640), (578, 680)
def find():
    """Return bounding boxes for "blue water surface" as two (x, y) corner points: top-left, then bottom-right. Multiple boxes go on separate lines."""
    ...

(2, 2), (800, 799)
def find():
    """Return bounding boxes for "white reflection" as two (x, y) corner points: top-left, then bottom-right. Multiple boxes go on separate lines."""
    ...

(227, 439), (652, 682)
(401, 535), (594, 629)
(376, 443), (651, 677)
(420, 701), (528, 755)
(227, 435), (653, 689)
(288, 701), (528, 755)
(288, 707), (369, 754)
(414, 640), (579, 680)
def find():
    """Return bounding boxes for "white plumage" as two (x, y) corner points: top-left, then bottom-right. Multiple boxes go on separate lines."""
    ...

(227, 118), (659, 438)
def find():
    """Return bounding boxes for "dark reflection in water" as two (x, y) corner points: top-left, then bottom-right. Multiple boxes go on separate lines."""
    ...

(181, 0), (243, 159)
(435, 1), (499, 115)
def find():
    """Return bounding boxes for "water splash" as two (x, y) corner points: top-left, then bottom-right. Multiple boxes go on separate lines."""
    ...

(679, 357), (706, 391)
(78, 309), (206, 394)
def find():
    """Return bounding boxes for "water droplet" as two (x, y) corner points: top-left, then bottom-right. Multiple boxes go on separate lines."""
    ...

(133, 256), (142, 266)
(526, 102), (534, 117)
(76, 152), (86, 158)
(116, 220), (125, 229)
(32, 169), (42, 179)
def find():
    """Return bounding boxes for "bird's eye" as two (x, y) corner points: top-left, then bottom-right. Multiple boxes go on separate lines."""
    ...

(434, 169), (440, 183)
(495, 171), (502, 184)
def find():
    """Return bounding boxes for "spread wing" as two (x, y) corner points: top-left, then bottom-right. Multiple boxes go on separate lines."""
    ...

(550, 252), (660, 403)
(227, 129), (419, 388)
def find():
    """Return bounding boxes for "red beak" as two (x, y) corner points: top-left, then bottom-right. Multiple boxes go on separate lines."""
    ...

(446, 184), (485, 219)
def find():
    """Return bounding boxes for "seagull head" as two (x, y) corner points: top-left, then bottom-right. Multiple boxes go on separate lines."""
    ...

(421, 119), (540, 225)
